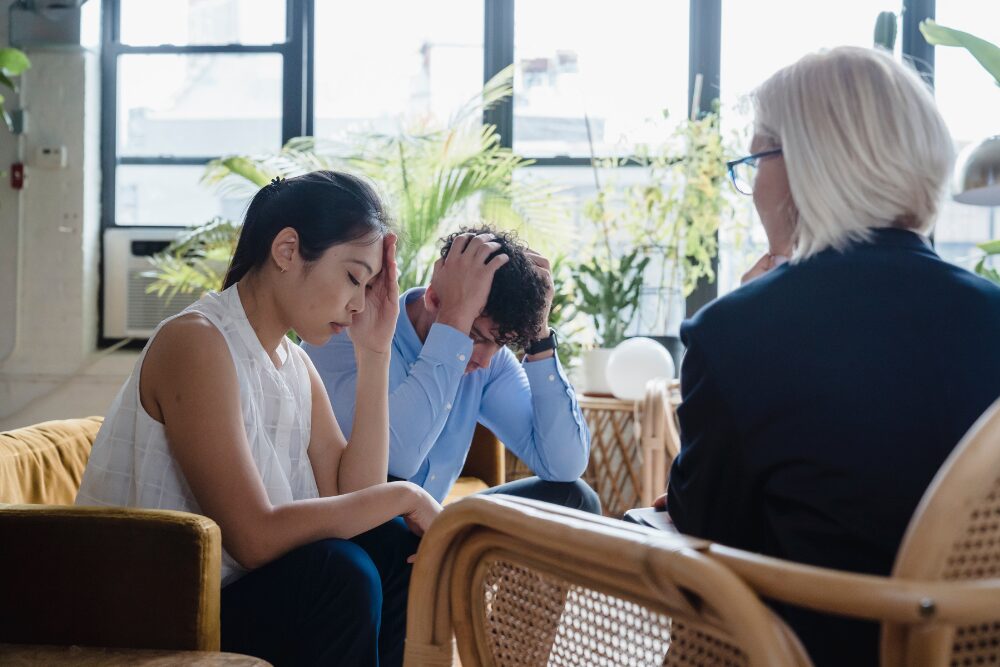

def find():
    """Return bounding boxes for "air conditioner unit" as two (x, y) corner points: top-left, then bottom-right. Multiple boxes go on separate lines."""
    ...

(103, 227), (202, 339)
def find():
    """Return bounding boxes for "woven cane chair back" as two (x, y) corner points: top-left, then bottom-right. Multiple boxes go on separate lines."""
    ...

(883, 397), (1000, 667)
(404, 495), (811, 667)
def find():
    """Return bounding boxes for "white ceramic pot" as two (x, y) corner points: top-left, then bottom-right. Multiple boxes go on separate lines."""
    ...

(582, 347), (615, 395)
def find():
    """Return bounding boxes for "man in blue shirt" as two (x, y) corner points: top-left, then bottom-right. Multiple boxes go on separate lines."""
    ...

(304, 227), (599, 513)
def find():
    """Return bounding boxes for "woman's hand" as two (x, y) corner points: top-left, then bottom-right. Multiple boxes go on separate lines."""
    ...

(741, 252), (788, 285)
(399, 482), (443, 538)
(399, 482), (443, 563)
(350, 234), (399, 354)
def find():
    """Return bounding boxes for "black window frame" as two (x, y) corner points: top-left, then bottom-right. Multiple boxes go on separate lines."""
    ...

(100, 0), (313, 231)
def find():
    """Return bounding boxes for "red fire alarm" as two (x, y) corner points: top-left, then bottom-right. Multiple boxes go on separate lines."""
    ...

(11, 162), (23, 190)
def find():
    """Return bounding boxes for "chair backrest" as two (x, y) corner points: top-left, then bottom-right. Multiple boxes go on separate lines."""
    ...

(461, 423), (505, 488)
(639, 378), (681, 504)
(404, 495), (812, 667)
(883, 396), (1000, 666)
(0, 417), (103, 504)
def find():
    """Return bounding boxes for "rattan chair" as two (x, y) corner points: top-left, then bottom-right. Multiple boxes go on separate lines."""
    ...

(705, 396), (1000, 667)
(639, 378), (681, 505)
(403, 494), (811, 667)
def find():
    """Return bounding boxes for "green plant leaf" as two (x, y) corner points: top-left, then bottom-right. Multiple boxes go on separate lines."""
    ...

(0, 93), (8, 132)
(977, 239), (1000, 255)
(219, 156), (276, 188)
(920, 20), (1000, 86)
(0, 48), (30, 77)
(974, 256), (1000, 285)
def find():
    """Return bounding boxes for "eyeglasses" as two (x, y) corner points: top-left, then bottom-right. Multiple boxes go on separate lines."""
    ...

(726, 148), (783, 195)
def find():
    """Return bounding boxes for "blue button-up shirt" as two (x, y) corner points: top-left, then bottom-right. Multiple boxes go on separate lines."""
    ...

(302, 287), (591, 502)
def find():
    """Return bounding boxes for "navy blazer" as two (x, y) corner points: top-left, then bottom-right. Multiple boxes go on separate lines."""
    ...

(667, 228), (1000, 667)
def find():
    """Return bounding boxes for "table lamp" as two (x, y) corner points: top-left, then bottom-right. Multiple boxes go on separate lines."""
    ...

(606, 337), (675, 401)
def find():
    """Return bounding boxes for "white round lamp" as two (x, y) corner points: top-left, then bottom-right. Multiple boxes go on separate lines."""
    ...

(606, 337), (675, 401)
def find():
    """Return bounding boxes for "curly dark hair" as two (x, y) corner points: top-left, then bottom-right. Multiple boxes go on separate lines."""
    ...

(439, 226), (547, 348)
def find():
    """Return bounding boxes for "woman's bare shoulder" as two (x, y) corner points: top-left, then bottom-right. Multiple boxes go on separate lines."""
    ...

(143, 313), (236, 388)
(152, 313), (228, 358)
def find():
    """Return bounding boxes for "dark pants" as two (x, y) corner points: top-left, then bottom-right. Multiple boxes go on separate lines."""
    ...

(220, 518), (418, 667)
(478, 476), (602, 515)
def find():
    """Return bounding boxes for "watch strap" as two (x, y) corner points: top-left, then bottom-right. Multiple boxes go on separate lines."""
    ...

(526, 329), (558, 355)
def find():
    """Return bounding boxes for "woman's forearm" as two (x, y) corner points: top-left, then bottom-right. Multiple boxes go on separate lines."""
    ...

(233, 482), (413, 570)
(338, 348), (392, 492)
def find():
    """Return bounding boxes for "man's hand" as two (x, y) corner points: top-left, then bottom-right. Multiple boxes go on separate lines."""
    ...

(430, 233), (509, 335)
(525, 248), (555, 331)
(653, 493), (667, 511)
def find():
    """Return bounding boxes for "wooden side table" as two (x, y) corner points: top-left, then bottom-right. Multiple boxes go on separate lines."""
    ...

(505, 380), (680, 518)
(579, 395), (643, 517)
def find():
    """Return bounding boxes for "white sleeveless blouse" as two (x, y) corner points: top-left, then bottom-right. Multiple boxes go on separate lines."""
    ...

(76, 285), (319, 585)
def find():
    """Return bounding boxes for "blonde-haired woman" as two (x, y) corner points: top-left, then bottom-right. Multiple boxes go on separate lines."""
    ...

(664, 47), (1000, 666)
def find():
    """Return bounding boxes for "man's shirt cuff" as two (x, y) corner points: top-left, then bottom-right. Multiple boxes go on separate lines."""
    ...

(523, 354), (573, 396)
(420, 322), (474, 371)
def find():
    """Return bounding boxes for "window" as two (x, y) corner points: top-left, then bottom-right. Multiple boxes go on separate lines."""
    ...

(104, 0), (991, 330)
(716, 0), (882, 295)
(931, 1), (1000, 268)
(512, 0), (689, 159)
(102, 0), (302, 228)
(313, 0), (484, 138)
(509, 1), (690, 336)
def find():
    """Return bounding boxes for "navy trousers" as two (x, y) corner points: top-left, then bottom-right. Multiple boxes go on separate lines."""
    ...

(220, 517), (418, 667)
(478, 476), (602, 514)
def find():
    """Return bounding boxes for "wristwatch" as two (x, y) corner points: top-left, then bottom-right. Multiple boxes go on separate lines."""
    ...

(525, 328), (558, 355)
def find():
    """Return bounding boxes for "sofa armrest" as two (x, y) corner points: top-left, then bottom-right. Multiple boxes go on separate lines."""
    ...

(0, 504), (221, 651)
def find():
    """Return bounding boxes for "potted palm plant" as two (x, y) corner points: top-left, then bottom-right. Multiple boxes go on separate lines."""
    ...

(148, 66), (568, 298)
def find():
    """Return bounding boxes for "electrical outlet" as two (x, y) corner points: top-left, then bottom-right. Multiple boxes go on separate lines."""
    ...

(34, 146), (68, 170)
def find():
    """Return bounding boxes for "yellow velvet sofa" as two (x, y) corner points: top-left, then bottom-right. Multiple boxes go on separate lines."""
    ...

(0, 416), (504, 665)
(0, 417), (265, 665)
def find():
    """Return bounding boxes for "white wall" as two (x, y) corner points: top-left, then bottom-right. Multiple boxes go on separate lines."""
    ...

(0, 2), (137, 430)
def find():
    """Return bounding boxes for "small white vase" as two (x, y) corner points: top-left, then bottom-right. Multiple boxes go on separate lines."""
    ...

(582, 347), (615, 395)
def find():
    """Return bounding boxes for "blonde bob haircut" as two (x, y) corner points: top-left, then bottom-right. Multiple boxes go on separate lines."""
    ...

(752, 46), (954, 260)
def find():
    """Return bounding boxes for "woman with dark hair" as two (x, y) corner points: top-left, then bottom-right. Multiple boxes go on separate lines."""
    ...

(77, 170), (441, 666)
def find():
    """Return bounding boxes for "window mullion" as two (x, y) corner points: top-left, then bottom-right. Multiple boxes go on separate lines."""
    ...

(685, 0), (722, 317)
(901, 0), (936, 87)
(282, 0), (307, 143)
(484, 0), (514, 147)
(101, 0), (120, 231)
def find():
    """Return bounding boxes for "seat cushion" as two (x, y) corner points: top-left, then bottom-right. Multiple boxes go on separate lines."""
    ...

(0, 417), (102, 504)
(0, 643), (270, 666)
(444, 476), (489, 505)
